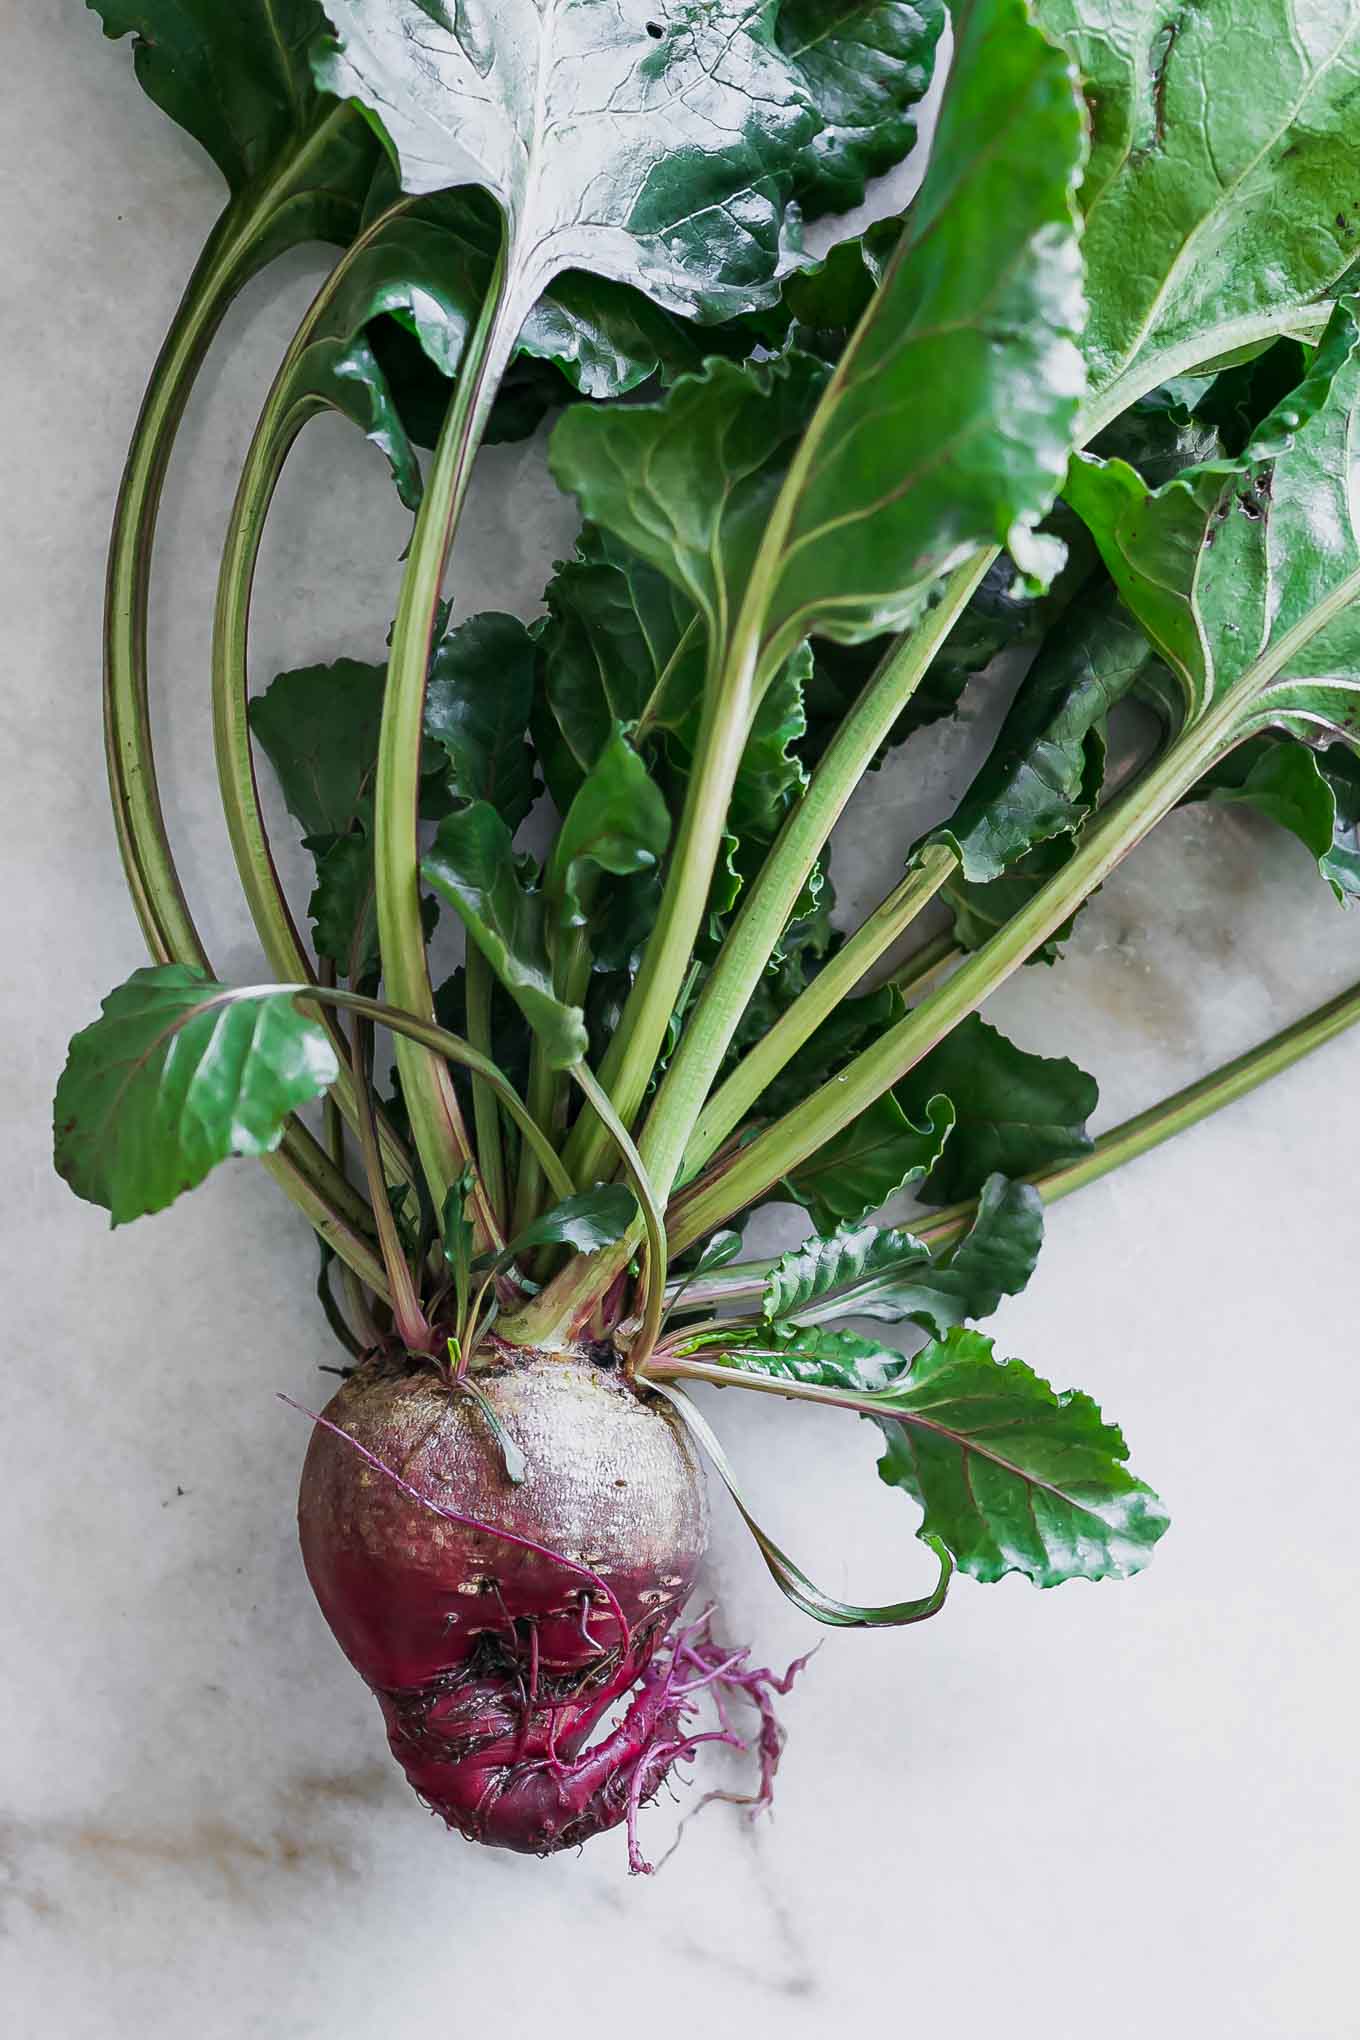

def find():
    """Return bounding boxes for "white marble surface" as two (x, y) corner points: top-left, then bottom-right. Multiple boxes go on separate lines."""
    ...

(4, 10), (1359, 2036)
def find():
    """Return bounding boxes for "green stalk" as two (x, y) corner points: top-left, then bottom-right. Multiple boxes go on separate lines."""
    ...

(561, 634), (762, 1192)
(194, 981), (576, 1211)
(313, 987), (577, 1207)
(279, 1158), (390, 1299)
(375, 242), (514, 1242)
(658, 972), (1360, 1317)
(512, 924), (588, 1238)
(889, 932), (960, 998)
(212, 209), (420, 1201)
(101, 165), (381, 1251)
(639, 554), (989, 1208)
(351, 1018), (431, 1353)
(914, 973), (1360, 1254)
(667, 698), (1239, 1253)
(324, 1078), (383, 1347)
(106, 105), (360, 970)
(511, 560), (990, 1342)
(679, 845), (956, 1183)
(639, 1349), (893, 1413)
(464, 940), (508, 1235)
(568, 1063), (668, 1371)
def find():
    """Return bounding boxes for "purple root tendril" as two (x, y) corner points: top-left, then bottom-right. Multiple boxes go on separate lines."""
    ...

(383, 1604), (811, 1871)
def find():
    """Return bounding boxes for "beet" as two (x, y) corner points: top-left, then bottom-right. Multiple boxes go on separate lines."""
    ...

(298, 1350), (803, 1866)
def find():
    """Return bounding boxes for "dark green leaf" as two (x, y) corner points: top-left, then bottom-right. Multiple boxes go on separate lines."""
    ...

(548, 727), (671, 929)
(942, 834), (1089, 965)
(764, 1175), (1044, 1335)
(306, 831), (378, 976)
(422, 808), (588, 1067)
(697, 1322), (1167, 1587)
(896, 1013), (1097, 1204)
(53, 964), (337, 1224)
(535, 524), (706, 799)
(759, 982), (902, 1118)
(248, 657), (387, 840)
(371, 313), (572, 450)
(360, 166), (722, 412)
(424, 612), (538, 830)
(435, 967), (534, 1136)
(1036, 0), (1360, 413)
(89, 0), (375, 239)
(777, 0), (945, 218)
(784, 1091), (955, 1231)
(779, 231), (888, 335)
(314, 1), (821, 325)
(721, 641), (810, 838)
(283, 209), (514, 506)
(717, 1324), (907, 1392)
(251, 652), (445, 978)
(692, 1230), (744, 1274)
(934, 584), (1157, 881)
(872, 1327), (1169, 1585)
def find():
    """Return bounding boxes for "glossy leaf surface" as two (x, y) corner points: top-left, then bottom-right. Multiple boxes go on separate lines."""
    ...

(872, 1327), (1169, 1585)
(777, 0), (945, 216)
(422, 807), (588, 1068)
(488, 1186), (639, 1276)
(424, 612), (538, 832)
(763, 1175), (1044, 1335)
(1036, 0), (1360, 415)
(314, 0), (820, 323)
(934, 586), (1157, 881)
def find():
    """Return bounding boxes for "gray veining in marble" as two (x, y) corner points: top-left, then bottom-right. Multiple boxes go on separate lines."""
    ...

(2, 10), (1357, 2037)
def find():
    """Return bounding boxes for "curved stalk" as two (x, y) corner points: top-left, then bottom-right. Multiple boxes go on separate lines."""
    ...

(212, 211), (421, 1200)
(311, 988), (577, 1207)
(101, 175), (379, 1249)
(680, 846), (956, 1183)
(376, 242), (515, 1237)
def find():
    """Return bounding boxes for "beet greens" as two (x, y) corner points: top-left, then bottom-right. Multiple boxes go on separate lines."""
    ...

(55, 0), (1360, 1863)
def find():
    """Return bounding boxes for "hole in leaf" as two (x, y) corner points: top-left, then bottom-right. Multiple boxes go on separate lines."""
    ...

(646, 20), (665, 37)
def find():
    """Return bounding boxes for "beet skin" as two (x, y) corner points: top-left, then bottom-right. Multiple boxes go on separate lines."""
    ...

(298, 1351), (728, 1862)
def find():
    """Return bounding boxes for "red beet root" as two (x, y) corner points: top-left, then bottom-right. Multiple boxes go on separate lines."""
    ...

(298, 1350), (807, 1866)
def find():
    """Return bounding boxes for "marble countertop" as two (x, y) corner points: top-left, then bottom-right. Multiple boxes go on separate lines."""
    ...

(3, 11), (1357, 2036)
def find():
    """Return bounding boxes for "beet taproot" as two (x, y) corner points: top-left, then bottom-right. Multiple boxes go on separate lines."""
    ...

(298, 1349), (801, 1866)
